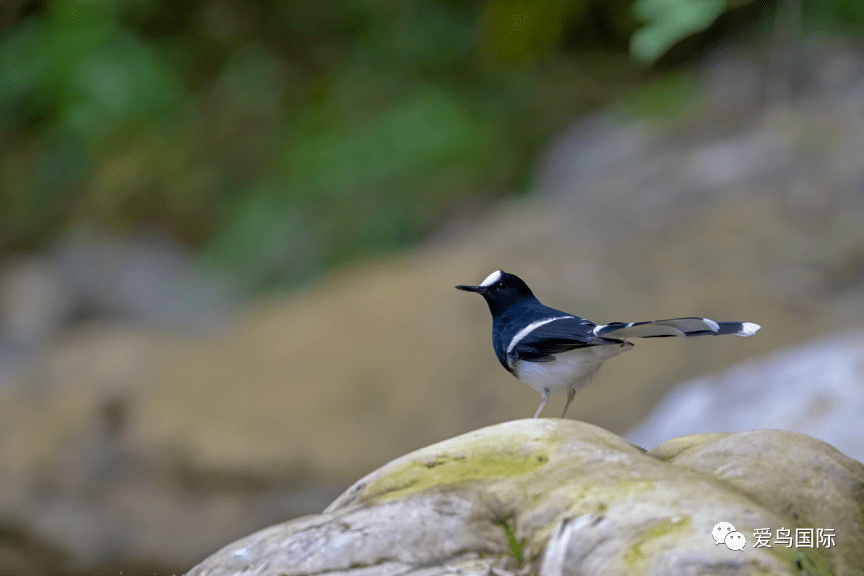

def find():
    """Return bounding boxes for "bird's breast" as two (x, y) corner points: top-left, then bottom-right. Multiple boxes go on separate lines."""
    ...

(512, 343), (631, 392)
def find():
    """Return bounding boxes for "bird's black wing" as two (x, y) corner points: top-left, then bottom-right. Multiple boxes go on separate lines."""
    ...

(510, 316), (613, 363)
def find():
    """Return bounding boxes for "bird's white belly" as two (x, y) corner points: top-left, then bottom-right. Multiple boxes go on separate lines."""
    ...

(512, 343), (631, 392)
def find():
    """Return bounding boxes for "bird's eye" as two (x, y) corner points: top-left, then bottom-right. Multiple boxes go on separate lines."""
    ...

(496, 281), (506, 290)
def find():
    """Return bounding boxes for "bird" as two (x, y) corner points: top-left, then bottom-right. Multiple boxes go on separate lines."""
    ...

(456, 270), (760, 419)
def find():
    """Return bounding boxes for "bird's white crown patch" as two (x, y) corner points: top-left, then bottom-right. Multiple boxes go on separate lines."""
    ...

(479, 270), (503, 287)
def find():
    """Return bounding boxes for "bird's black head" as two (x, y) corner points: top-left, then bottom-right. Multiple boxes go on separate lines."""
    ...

(456, 270), (535, 316)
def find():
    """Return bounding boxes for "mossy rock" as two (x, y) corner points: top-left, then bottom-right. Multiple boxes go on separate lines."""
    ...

(187, 420), (864, 575)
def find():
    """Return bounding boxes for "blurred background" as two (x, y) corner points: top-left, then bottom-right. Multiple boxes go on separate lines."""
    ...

(2, 0), (864, 574)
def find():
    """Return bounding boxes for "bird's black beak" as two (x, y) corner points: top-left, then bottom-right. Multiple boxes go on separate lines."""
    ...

(456, 284), (484, 293)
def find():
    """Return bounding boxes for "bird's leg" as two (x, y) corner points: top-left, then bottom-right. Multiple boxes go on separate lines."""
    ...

(561, 387), (576, 418)
(533, 388), (550, 418)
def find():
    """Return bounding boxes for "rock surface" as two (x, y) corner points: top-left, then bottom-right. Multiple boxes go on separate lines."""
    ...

(187, 420), (864, 576)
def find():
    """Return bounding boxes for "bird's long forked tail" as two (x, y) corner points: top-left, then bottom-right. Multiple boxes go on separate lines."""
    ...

(596, 317), (760, 340)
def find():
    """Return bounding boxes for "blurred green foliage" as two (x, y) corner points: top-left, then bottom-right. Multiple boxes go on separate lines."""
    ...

(630, 0), (864, 62)
(803, 0), (864, 31)
(1, 0), (862, 291)
(630, 0), (728, 62)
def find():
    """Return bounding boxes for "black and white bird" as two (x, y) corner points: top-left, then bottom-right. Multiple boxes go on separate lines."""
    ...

(456, 270), (760, 419)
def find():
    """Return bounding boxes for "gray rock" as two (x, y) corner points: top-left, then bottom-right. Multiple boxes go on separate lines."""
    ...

(0, 256), (73, 350)
(187, 420), (864, 576)
(0, 232), (239, 386)
(681, 129), (793, 190)
(627, 330), (864, 462)
(51, 229), (235, 330)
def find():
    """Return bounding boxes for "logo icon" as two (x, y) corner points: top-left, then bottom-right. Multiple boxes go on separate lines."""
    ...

(725, 531), (746, 551)
(712, 522), (736, 545)
(712, 522), (747, 551)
